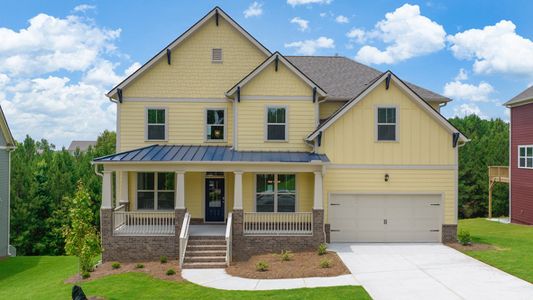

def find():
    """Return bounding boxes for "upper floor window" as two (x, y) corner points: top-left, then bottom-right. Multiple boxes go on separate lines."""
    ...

(212, 48), (222, 63)
(206, 109), (225, 141)
(256, 174), (296, 212)
(266, 107), (287, 141)
(377, 107), (397, 141)
(146, 108), (166, 140)
(519, 145), (533, 169)
(137, 172), (175, 210)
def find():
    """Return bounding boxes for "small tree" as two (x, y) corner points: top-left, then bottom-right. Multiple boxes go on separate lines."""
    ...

(63, 181), (101, 274)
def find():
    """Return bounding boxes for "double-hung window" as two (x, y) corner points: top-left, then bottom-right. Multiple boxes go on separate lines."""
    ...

(137, 172), (175, 210)
(256, 174), (296, 212)
(519, 145), (533, 169)
(146, 108), (166, 140)
(206, 109), (225, 141)
(266, 107), (287, 141)
(377, 107), (397, 141)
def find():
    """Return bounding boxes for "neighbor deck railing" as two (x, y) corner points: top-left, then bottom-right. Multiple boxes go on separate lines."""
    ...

(243, 212), (313, 236)
(113, 210), (175, 236)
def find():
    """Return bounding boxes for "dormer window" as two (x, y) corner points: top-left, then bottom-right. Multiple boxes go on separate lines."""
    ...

(212, 48), (222, 63)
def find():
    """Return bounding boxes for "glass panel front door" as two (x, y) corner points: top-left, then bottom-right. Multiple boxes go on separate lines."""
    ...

(205, 177), (225, 222)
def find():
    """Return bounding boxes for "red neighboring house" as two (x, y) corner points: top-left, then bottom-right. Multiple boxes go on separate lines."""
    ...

(504, 86), (533, 225)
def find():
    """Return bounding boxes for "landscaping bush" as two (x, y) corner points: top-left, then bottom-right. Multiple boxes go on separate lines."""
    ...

(255, 261), (269, 272)
(81, 271), (91, 279)
(160, 256), (168, 264)
(317, 243), (328, 255)
(320, 258), (332, 268)
(111, 262), (121, 269)
(278, 250), (293, 262)
(135, 263), (144, 269)
(458, 230), (472, 246)
(166, 269), (176, 276)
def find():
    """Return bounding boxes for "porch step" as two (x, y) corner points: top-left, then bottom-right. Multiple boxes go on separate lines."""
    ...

(186, 244), (226, 251)
(182, 262), (227, 269)
(186, 250), (226, 257)
(188, 239), (227, 246)
(188, 235), (225, 240)
(184, 256), (226, 263)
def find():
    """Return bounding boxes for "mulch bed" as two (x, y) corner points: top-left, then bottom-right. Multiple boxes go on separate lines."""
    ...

(446, 242), (497, 252)
(226, 251), (350, 279)
(65, 260), (183, 283)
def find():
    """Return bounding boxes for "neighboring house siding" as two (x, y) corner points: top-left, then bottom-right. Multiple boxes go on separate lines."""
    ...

(510, 103), (533, 224)
(319, 101), (345, 120)
(0, 148), (8, 257)
(123, 16), (266, 99)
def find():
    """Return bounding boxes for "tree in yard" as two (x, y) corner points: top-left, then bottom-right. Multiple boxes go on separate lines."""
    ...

(63, 181), (101, 274)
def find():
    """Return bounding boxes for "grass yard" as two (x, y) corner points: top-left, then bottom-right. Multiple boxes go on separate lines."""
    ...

(458, 218), (533, 282)
(0, 256), (370, 300)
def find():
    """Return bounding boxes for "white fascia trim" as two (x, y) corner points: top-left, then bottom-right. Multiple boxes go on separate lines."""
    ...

(504, 97), (533, 108)
(226, 53), (327, 97)
(124, 97), (231, 103)
(307, 72), (468, 143)
(107, 7), (270, 98)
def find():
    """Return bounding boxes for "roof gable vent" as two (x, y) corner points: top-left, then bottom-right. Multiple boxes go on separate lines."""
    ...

(212, 48), (222, 63)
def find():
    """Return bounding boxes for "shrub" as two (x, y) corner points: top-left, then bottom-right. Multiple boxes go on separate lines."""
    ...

(279, 250), (293, 262)
(135, 263), (144, 269)
(317, 243), (328, 255)
(160, 256), (168, 264)
(320, 258), (332, 268)
(256, 261), (269, 272)
(166, 269), (176, 276)
(81, 271), (91, 279)
(458, 230), (472, 246)
(111, 262), (121, 269)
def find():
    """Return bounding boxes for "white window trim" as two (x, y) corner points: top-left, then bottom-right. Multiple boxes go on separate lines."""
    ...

(212, 48), (223, 63)
(375, 105), (399, 142)
(145, 107), (168, 141)
(136, 172), (175, 211)
(264, 105), (288, 142)
(518, 145), (533, 169)
(254, 173), (297, 212)
(205, 108), (227, 142)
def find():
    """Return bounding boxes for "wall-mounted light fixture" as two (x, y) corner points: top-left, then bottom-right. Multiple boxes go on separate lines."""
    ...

(384, 174), (389, 182)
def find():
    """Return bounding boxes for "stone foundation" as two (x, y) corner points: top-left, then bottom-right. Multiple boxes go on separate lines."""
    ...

(325, 223), (331, 243)
(100, 208), (186, 262)
(231, 210), (326, 261)
(442, 224), (457, 243)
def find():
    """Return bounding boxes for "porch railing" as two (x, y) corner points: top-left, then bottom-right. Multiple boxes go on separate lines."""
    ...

(179, 213), (191, 267)
(113, 210), (175, 236)
(225, 213), (233, 266)
(243, 212), (313, 236)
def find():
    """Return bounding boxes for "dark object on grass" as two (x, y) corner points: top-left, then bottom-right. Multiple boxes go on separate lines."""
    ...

(72, 285), (87, 300)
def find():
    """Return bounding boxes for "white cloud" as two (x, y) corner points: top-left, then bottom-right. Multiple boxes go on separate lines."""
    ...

(244, 2), (263, 18)
(448, 20), (533, 76)
(73, 4), (96, 13)
(354, 4), (446, 64)
(0, 73), (9, 87)
(346, 28), (366, 44)
(453, 103), (488, 119)
(335, 15), (349, 24)
(290, 17), (309, 31)
(287, 0), (332, 7)
(443, 80), (494, 102)
(284, 36), (335, 55)
(454, 68), (468, 81)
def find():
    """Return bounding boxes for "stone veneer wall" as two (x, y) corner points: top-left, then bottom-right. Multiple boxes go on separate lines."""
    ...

(100, 208), (186, 262)
(442, 224), (457, 243)
(231, 209), (326, 261)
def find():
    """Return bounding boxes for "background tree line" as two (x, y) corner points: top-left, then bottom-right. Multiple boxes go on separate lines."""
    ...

(9, 115), (509, 255)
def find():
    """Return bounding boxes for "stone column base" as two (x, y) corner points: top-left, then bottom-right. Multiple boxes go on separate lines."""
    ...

(442, 224), (458, 243)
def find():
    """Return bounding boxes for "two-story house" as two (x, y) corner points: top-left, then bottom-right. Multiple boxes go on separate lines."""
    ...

(94, 7), (468, 268)
(0, 105), (15, 258)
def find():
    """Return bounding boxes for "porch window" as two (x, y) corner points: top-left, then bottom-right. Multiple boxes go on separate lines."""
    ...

(376, 107), (397, 141)
(137, 172), (175, 210)
(146, 108), (166, 140)
(256, 174), (295, 212)
(266, 107), (287, 141)
(206, 109), (225, 140)
(519, 145), (533, 169)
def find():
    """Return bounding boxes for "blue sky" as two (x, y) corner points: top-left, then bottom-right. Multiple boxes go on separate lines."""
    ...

(1, 0), (532, 147)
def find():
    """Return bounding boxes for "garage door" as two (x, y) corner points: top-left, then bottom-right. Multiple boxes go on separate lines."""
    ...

(329, 194), (442, 242)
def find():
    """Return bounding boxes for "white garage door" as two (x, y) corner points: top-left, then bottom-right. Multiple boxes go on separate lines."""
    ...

(329, 194), (442, 243)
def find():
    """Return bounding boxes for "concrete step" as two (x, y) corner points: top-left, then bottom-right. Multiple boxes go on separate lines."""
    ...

(184, 256), (226, 263)
(187, 239), (227, 246)
(182, 262), (227, 269)
(189, 235), (225, 241)
(186, 250), (226, 257)
(187, 244), (226, 251)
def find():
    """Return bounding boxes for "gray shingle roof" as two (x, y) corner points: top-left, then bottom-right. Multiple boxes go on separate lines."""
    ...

(504, 86), (533, 107)
(286, 56), (450, 102)
(68, 140), (97, 152)
(94, 145), (329, 163)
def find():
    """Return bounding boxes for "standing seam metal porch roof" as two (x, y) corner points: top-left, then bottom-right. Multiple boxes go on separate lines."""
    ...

(93, 145), (329, 163)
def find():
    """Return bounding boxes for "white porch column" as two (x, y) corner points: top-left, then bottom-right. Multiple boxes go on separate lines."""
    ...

(119, 171), (129, 205)
(175, 171), (185, 209)
(102, 171), (113, 209)
(234, 171), (243, 210)
(313, 171), (323, 210)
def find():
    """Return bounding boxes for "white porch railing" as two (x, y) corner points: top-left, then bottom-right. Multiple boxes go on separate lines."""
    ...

(179, 213), (191, 267)
(225, 213), (233, 266)
(113, 210), (175, 236)
(243, 212), (313, 236)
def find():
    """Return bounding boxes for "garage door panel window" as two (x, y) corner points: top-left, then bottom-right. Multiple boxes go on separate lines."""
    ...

(519, 145), (533, 169)
(256, 174), (295, 212)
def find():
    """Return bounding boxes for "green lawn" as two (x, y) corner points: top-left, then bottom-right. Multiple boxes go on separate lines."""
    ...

(458, 218), (533, 282)
(0, 256), (370, 300)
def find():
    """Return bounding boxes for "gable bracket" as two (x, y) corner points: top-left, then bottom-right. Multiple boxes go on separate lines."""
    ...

(117, 88), (123, 103)
(385, 73), (392, 90)
(317, 131), (322, 146)
(313, 87), (317, 103)
(452, 132), (460, 148)
(215, 10), (219, 26)
(275, 55), (279, 72)
(237, 86), (241, 102)
(166, 49), (171, 65)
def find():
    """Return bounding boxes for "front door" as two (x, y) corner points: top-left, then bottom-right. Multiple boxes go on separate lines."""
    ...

(205, 177), (225, 222)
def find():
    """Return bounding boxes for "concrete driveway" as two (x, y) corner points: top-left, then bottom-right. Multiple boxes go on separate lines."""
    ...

(330, 243), (533, 300)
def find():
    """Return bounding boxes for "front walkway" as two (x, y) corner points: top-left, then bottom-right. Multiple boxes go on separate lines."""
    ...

(181, 268), (359, 290)
(330, 243), (533, 300)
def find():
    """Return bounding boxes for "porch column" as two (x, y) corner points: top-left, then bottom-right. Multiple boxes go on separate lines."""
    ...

(175, 171), (185, 209)
(234, 171), (243, 210)
(119, 171), (129, 206)
(313, 171), (323, 210)
(102, 171), (113, 209)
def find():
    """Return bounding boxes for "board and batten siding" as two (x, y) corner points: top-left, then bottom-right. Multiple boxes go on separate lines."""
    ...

(0, 133), (9, 256)
(319, 101), (345, 120)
